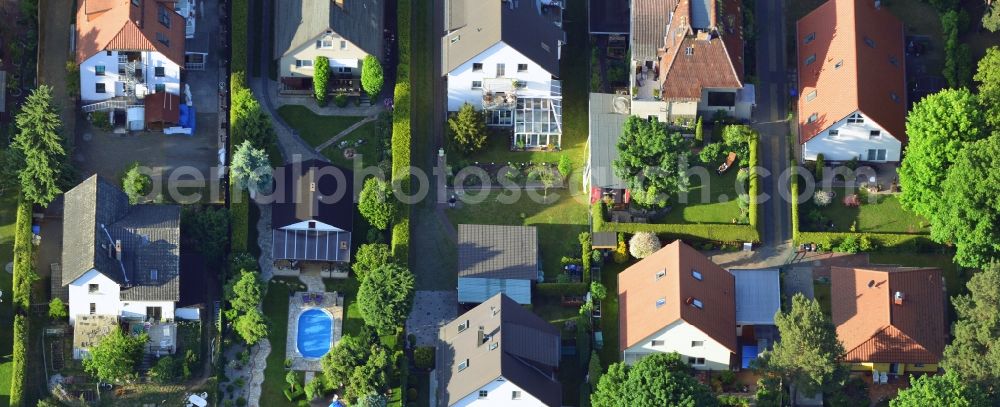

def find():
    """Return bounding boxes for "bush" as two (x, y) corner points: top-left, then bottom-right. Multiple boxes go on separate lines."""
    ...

(391, 218), (410, 263)
(591, 201), (605, 232)
(694, 116), (704, 145)
(813, 190), (833, 206)
(613, 240), (629, 263)
(558, 154), (572, 180)
(942, 10), (973, 88)
(796, 231), (934, 251)
(790, 160), (800, 240)
(334, 93), (349, 108)
(361, 55), (385, 99)
(150, 356), (179, 384)
(628, 232), (661, 258)
(231, 0), (248, 72)
(579, 232), (592, 281)
(414, 346), (435, 369)
(748, 135), (759, 228)
(815, 153), (824, 182)
(535, 283), (589, 297)
(314, 56), (330, 105)
(121, 162), (151, 204)
(699, 142), (725, 164)
(390, 0), (413, 265)
(9, 315), (26, 407)
(49, 297), (68, 320)
(13, 199), (37, 310)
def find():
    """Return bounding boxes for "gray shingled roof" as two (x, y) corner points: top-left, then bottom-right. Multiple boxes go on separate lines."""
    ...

(588, 93), (629, 190)
(631, 0), (678, 61)
(443, 0), (564, 74)
(273, 0), (385, 59)
(61, 176), (181, 302)
(457, 225), (538, 281)
(437, 294), (561, 407)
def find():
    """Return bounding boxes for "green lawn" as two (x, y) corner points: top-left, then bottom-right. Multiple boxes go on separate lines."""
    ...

(276, 105), (367, 149)
(813, 281), (832, 317)
(321, 116), (388, 171)
(0, 192), (19, 407)
(323, 277), (364, 336)
(658, 167), (744, 224)
(598, 261), (626, 367)
(260, 278), (305, 407)
(802, 189), (930, 233)
(445, 191), (588, 280)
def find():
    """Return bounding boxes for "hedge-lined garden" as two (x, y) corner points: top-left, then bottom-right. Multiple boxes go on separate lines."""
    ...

(9, 199), (34, 406)
(9, 314), (26, 407)
(390, 0), (412, 263)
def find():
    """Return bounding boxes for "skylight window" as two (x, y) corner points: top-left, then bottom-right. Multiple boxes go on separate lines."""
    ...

(656, 297), (666, 308)
(691, 270), (703, 280)
(692, 299), (704, 309)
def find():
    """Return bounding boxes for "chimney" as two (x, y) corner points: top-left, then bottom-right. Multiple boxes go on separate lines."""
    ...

(114, 240), (123, 260)
(893, 291), (904, 305)
(477, 326), (485, 346)
(684, 296), (694, 305)
(867, 280), (876, 288)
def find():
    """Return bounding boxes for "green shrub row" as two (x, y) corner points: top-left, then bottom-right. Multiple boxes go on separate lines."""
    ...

(231, 191), (249, 254)
(389, 0), (412, 263)
(13, 199), (36, 310)
(796, 231), (936, 252)
(790, 160), (800, 241)
(591, 201), (605, 232)
(9, 314), (27, 407)
(579, 232), (592, 283)
(599, 222), (760, 244)
(748, 135), (760, 229)
(536, 283), (590, 297)
(231, 0), (248, 73)
(941, 10), (972, 88)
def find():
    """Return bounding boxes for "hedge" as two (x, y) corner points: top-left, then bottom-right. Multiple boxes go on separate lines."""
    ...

(579, 232), (591, 283)
(230, 190), (249, 254)
(796, 231), (936, 252)
(748, 135), (760, 229)
(314, 56), (330, 105)
(591, 201), (605, 233)
(231, 0), (248, 73)
(790, 160), (800, 241)
(9, 314), (27, 407)
(599, 222), (759, 244)
(389, 0), (413, 264)
(536, 283), (590, 297)
(12, 199), (35, 310)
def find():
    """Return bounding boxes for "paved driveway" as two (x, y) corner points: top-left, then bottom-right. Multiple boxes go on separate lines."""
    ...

(406, 291), (458, 346)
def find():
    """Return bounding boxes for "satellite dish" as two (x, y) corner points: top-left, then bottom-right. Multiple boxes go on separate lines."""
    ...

(613, 96), (630, 114)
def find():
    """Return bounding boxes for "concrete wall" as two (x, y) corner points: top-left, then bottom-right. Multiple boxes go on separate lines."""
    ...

(623, 319), (733, 371)
(802, 110), (902, 162)
(279, 30), (371, 78)
(452, 376), (548, 407)
(446, 42), (556, 111)
(80, 50), (181, 102)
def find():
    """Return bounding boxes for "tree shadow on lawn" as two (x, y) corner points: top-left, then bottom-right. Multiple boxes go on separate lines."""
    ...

(657, 166), (743, 225)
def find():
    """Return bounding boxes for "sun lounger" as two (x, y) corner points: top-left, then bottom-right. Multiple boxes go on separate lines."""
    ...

(879, 372), (888, 384)
(872, 370), (879, 384)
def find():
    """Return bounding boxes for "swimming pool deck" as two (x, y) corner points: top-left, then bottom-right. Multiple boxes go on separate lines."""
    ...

(286, 291), (344, 371)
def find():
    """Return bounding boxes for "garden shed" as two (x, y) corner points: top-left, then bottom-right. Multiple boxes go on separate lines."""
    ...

(456, 224), (539, 304)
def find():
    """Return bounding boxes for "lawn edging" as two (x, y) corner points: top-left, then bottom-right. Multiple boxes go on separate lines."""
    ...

(390, 0), (412, 263)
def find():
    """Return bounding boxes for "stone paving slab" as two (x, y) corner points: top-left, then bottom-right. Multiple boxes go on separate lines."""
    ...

(406, 291), (458, 346)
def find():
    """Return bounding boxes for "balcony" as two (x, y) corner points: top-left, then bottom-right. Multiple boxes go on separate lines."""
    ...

(631, 61), (662, 101)
(482, 78), (521, 110)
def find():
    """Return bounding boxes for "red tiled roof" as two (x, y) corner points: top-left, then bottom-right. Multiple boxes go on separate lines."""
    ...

(831, 267), (946, 364)
(618, 240), (737, 353)
(796, 0), (907, 144)
(76, 0), (186, 66)
(658, 0), (743, 101)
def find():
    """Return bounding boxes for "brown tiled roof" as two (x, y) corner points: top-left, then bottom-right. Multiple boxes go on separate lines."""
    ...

(76, 0), (186, 66)
(658, 0), (743, 101)
(618, 240), (737, 353)
(143, 91), (179, 124)
(630, 0), (678, 61)
(796, 0), (907, 144)
(830, 267), (946, 364)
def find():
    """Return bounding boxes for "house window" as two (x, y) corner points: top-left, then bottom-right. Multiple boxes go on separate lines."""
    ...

(107, 50), (114, 56)
(472, 63), (483, 71)
(806, 90), (817, 102)
(692, 341), (704, 347)
(688, 357), (706, 365)
(156, 32), (170, 46)
(471, 81), (482, 89)
(155, 84), (166, 92)
(96, 83), (106, 94)
(655, 297), (666, 308)
(867, 149), (887, 161)
(847, 113), (864, 124)
(804, 54), (816, 65)
(450, 35), (460, 44)
(489, 342), (499, 350)
(458, 359), (469, 371)
(340, 40), (347, 49)
(828, 130), (839, 137)
(706, 91), (736, 107)
(308, 221), (316, 229)
(691, 270), (703, 280)
(317, 39), (334, 49)
(655, 269), (666, 280)
(478, 390), (488, 399)
(512, 391), (522, 400)
(691, 299), (704, 309)
(90, 303), (96, 314)
(150, 269), (158, 281)
(803, 32), (816, 44)
(89, 284), (99, 293)
(336, 67), (352, 74)
(96, 65), (106, 76)
(155, 66), (165, 77)
(458, 320), (469, 332)
(496, 63), (506, 77)
(651, 340), (665, 346)
(889, 55), (898, 66)
(835, 59), (844, 69)
(864, 36), (875, 48)
(517, 63), (528, 72)
(131, 0), (140, 5)
(807, 113), (818, 123)
(158, 4), (171, 27)
(296, 60), (314, 68)
(870, 130), (881, 138)
(685, 46), (694, 56)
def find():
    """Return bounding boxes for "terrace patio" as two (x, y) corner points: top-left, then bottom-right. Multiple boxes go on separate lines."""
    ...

(285, 291), (344, 372)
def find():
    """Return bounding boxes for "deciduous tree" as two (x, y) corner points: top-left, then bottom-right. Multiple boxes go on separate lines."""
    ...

(898, 88), (986, 220)
(82, 328), (149, 383)
(231, 87), (277, 150)
(358, 177), (399, 230)
(234, 307), (269, 345)
(754, 294), (845, 400)
(974, 47), (1000, 127)
(943, 263), (1000, 384)
(613, 116), (691, 207)
(352, 243), (393, 280)
(357, 264), (415, 334)
(890, 371), (987, 407)
(591, 353), (716, 407)
(447, 103), (488, 153)
(933, 136), (1000, 267)
(121, 162), (151, 204)
(12, 85), (67, 206)
(48, 297), (67, 320)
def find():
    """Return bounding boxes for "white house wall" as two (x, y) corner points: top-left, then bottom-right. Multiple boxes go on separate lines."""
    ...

(68, 269), (121, 325)
(280, 220), (344, 232)
(451, 376), (548, 407)
(121, 300), (176, 321)
(697, 87), (746, 119)
(80, 51), (181, 102)
(802, 110), (902, 162)
(623, 319), (733, 371)
(446, 42), (556, 111)
(279, 30), (371, 78)
(175, 307), (201, 320)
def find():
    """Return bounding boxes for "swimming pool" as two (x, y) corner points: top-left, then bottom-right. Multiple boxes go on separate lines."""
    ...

(297, 308), (333, 359)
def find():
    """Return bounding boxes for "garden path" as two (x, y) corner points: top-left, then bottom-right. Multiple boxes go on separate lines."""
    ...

(313, 114), (379, 152)
(405, 291), (458, 346)
(256, 202), (274, 281)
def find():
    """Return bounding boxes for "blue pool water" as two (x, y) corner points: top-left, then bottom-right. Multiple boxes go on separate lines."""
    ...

(297, 308), (333, 358)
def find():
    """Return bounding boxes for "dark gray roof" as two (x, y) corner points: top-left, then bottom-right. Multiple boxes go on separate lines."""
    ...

(587, 93), (629, 190)
(631, 0), (678, 61)
(61, 176), (181, 301)
(270, 159), (355, 231)
(443, 0), (564, 74)
(437, 294), (561, 407)
(457, 225), (538, 281)
(589, 0), (630, 34)
(592, 231), (618, 249)
(273, 0), (385, 59)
